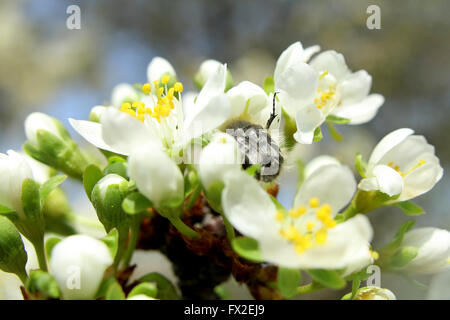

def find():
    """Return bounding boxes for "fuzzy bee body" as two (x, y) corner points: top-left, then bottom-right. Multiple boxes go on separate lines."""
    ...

(225, 120), (283, 182)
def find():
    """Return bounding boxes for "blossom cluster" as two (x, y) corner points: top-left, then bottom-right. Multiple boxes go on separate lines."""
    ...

(0, 41), (448, 300)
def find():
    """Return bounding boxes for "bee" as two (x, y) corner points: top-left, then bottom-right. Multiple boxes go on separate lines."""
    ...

(224, 93), (284, 182)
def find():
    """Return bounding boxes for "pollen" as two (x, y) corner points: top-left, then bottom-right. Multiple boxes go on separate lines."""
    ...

(306, 221), (315, 231)
(309, 197), (320, 208)
(142, 83), (151, 94)
(174, 82), (183, 92)
(162, 75), (170, 84)
(289, 206), (306, 218)
(315, 228), (328, 244)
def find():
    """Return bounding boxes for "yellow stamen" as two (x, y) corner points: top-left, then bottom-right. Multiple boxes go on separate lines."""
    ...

(142, 83), (151, 94)
(309, 197), (320, 208)
(174, 82), (183, 92)
(306, 221), (315, 232)
(275, 211), (285, 222)
(289, 206), (306, 218)
(161, 75), (170, 84)
(315, 228), (328, 244)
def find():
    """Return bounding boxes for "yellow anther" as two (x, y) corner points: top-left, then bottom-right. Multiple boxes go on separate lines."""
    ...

(158, 87), (164, 97)
(136, 114), (145, 122)
(315, 228), (328, 244)
(174, 82), (183, 92)
(309, 197), (320, 208)
(142, 83), (151, 94)
(161, 75), (170, 84)
(319, 70), (329, 80)
(306, 221), (315, 232)
(120, 102), (131, 111)
(289, 206), (306, 218)
(370, 250), (379, 261)
(275, 211), (285, 222)
(166, 87), (175, 100)
(153, 80), (160, 87)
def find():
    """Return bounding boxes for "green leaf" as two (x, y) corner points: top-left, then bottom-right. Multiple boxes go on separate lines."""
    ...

(263, 76), (275, 94)
(326, 114), (350, 124)
(83, 165), (104, 201)
(389, 246), (418, 268)
(105, 280), (125, 300)
(26, 270), (60, 299)
(0, 204), (14, 214)
(231, 237), (263, 262)
(393, 201), (425, 216)
(103, 162), (128, 179)
(327, 122), (343, 142)
(101, 228), (119, 259)
(204, 181), (225, 213)
(277, 267), (301, 299)
(128, 282), (158, 299)
(307, 269), (346, 289)
(45, 237), (61, 259)
(0, 216), (28, 276)
(122, 192), (152, 215)
(21, 179), (44, 238)
(245, 164), (261, 177)
(313, 127), (323, 141)
(138, 272), (179, 300)
(355, 153), (367, 178)
(95, 277), (117, 299)
(381, 220), (415, 253)
(39, 175), (67, 205)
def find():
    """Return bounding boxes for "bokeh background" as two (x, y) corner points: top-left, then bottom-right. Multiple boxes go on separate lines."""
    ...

(0, 0), (449, 299)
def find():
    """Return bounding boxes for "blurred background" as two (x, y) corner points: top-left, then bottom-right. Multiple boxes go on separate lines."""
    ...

(0, 0), (449, 299)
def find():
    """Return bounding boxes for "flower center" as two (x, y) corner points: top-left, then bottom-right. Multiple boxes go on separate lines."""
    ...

(387, 160), (426, 177)
(120, 76), (183, 123)
(275, 197), (338, 255)
(314, 71), (337, 111)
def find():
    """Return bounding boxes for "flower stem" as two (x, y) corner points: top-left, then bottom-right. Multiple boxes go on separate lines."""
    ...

(169, 217), (200, 239)
(296, 282), (322, 295)
(33, 237), (48, 272)
(122, 216), (141, 267)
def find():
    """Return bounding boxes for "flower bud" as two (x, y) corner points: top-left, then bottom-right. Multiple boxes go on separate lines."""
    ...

(147, 57), (177, 87)
(50, 235), (113, 300)
(111, 84), (140, 109)
(91, 174), (130, 232)
(88, 105), (108, 123)
(0, 216), (28, 282)
(397, 227), (450, 274)
(194, 59), (233, 91)
(24, 112), (88, 179)
(346, 286), (396, 300)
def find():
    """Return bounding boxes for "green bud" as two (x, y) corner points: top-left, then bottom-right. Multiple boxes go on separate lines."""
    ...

(88, 106), (107, 123)
(0, 216), (28, 283)
(128, 282), (158, 299)
(24, 112), (89, 179)
(25, 270), (60, 299)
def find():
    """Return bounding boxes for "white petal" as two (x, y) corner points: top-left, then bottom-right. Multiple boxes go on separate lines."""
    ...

(147, 57), (176, 83)
(100, 108), (161, 155)
(183, 93), (230, 143)
(194, 63), (227, 111)
(302, 45), (321, 62)
(24, 112), (61, 146)
(402, 228), (450, 274)
(0, 154), (13, 210)
(309, 50), (350, 81)
(128, 147), (184, 208)
(222, 169), (279, 240)
(304, 155), (341, 179)
(274, 42), (304, 84)
(331, 94), (384, 125)
(339, 70), (372, 105)
(69, 118), (123, 154)
(226, 81), (268, 119)
(50, 235), (113, 300)
(199, 133), (242, 190)
(111, 83), (139, 109)
(294, 164), (356, 214)
(359, 164), (403, 197)
(275, 62), (318, 118)
(196, 59), (223, 85)
(261, 215), (373, 269)
(293, 104), (325, 145)
(368, 128), (414, 166)
(400, 159), (443, 201)
(6, 151), (33, 215)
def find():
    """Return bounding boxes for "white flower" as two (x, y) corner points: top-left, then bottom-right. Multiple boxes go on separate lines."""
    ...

(221, 163), (373, 269)
(399, 228), (450, 274)
(23, 153), (51, 185)
(198, 132), (242, 191)
(111, 84), (140, 109)
(352, 286), (396, 300)
(274, 43), (384, 144)
(95, 174), (128, 200)
(69, 61), (230, 158)
(0, 150), (33, 216)
(24, 112), (63, 147)
(195, 59), (233, 91)
(358, 128), (443, 200)
(147, 56), (177, 83)
(50, 235), (113, 300)
(128, 147), (184, 210)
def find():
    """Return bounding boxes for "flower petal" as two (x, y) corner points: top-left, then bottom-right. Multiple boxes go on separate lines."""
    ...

(293, 104), (325, 144)
(100, 108), (161, 155)
(147, 57), (176, 83)
(111, 84), (139, 109)
(193, 63), (227, 111)
(310, 50), (350, 81)
(226, 81), (268, 119)
(359, 164), (403, 197)
(331, 94), (384, 125)
(304, 155), (341, 179)
(293, 164), (356, 214)
(339, 70), (372, 105)
(368, 128), (414, 166)
(222, 169), (279, 240)
(274, 42), (305, 84)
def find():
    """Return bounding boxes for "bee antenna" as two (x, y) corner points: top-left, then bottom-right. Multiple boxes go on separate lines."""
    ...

(266, 91), (279, 129)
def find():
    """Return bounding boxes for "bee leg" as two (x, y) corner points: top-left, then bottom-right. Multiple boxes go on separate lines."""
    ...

(266, 91), (279, 129)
